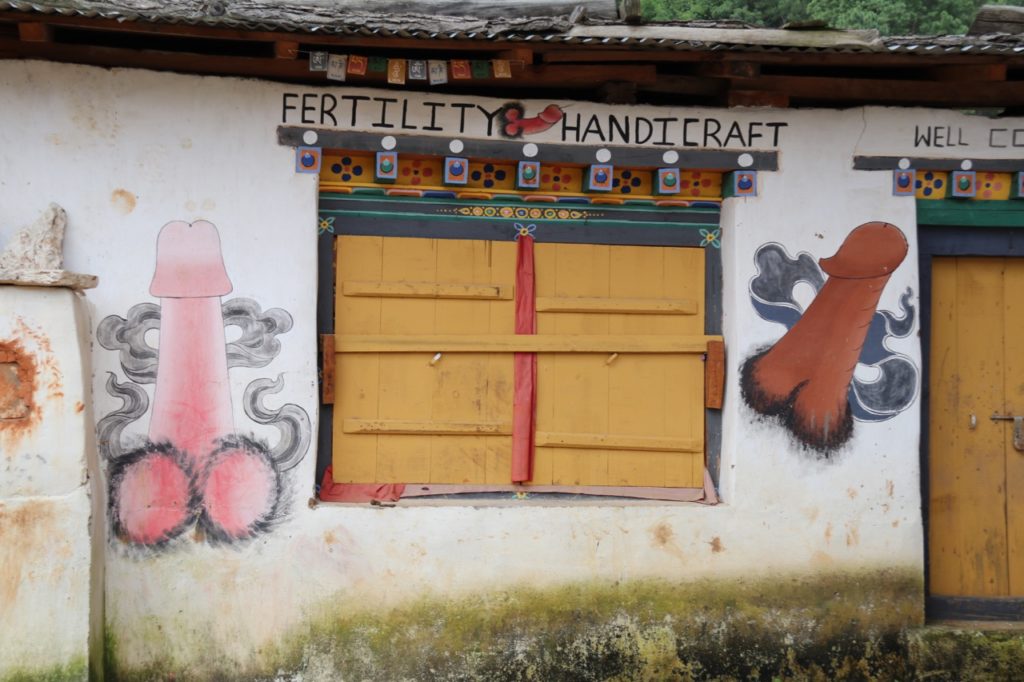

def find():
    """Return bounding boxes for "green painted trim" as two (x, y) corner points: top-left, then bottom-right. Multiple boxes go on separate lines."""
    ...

(916, 200), (1024, 228)
(319, 192), (722, 214)
(319, 209), (719, 231)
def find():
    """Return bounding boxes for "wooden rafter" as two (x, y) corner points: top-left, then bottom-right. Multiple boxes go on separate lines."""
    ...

(2, 10), (1024, 109)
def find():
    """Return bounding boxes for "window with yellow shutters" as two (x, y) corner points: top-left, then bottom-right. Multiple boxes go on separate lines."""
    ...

(317, 185), (723, 501)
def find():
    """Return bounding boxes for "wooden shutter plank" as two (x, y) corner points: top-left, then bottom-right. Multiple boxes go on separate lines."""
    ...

(536, 431), (701, 452)
(336, 334), (719, 353)
(343, 419), (512, 435)
(955, 258), (1009, 596)
(546, 243), (611, 486)
(535, 296), (697, 315)
(928, 257), (963, 596)
(343, 280), (510, 300)
(374, 237), (438, 483)
(705, 339), (725, 409)
(1003, 258), (1024, 595)
(333, 236), (383, 483)
(664, 355), (704, 488)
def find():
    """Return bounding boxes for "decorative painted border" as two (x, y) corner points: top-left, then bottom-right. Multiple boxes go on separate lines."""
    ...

(318, 193), (722, 248)
(854, 156), (1024, 172)
(279, 126), (779, 171)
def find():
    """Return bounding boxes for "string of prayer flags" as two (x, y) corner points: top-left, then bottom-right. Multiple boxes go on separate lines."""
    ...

(347, 55), (368, 76)
(309, 51), (328, 72)
(428, 60), (448, 85)
(307, 53), (516, 83)
(450, 60), (471, 80)
(408, 60), (428, 81)
(387, 58), (406, 85)
(470, 60), (491, 79)
(326, 54), (347, 82)
(493, 59), (512, 79)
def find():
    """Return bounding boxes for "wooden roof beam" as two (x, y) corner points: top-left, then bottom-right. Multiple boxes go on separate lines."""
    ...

(0, 11), (532, 53)
(926, 63), (1007, 81)
(731, 73), (1024, 107)
(0, 37), (655, 91)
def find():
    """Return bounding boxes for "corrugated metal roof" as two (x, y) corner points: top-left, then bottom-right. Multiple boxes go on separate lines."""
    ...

(3, 0), (1024, 55)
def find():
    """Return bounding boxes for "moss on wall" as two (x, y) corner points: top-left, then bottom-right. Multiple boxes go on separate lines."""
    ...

(0, 658), (87, 682)
(906, 626), (1024, 681)
(106, 568), (923, 681)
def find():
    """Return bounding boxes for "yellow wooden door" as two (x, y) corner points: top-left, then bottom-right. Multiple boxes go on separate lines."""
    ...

(333, 235), (708, 488)
(930, 256), (1024, 597)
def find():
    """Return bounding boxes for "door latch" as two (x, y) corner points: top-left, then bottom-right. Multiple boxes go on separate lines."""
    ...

(990, 414), (1024, 452)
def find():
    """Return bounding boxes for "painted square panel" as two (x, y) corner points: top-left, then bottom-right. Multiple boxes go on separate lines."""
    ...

(732, 170), (757, 197)
(444, 157), (469, 185)
(295, 146), (322, 174)
(375, 151), (399, 183)
(586, 164), (614, 192)
(951, 170), (977, 198)
(892, 169), (916, 196)
(656, 168), (681, 195)
(517, 161), (541, 190)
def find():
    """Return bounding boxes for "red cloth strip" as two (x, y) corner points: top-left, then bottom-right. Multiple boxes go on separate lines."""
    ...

(319, 466), (405, 503)
(511, 234), (537, 483)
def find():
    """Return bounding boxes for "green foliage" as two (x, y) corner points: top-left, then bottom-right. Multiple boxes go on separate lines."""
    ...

(641, 0), (1017, 34)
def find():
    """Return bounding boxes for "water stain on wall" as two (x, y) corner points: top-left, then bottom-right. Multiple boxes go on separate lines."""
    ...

(0, 500), (58, 616)
(110, 189), (137, 215)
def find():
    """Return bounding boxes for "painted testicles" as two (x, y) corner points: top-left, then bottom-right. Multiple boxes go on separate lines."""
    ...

(98, 221), (310, 548)
(742, 222), (916, 453)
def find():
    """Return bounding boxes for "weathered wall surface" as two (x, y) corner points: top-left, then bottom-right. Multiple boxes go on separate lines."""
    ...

(4, 59), (1015, 679)
(0, 286), (98, 682)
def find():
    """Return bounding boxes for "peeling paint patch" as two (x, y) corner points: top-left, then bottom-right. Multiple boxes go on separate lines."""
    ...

(0, 338), (38, 453)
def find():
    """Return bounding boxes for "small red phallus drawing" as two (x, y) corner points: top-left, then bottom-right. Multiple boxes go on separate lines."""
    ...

(741, 222), (911, 453)
(500, 102), (564, 138)
(98, 220), (310, 550)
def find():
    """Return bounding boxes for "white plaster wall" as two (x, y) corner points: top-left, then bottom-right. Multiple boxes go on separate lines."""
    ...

(4, 59), (1013, 669)
(0, 286), (96, 677)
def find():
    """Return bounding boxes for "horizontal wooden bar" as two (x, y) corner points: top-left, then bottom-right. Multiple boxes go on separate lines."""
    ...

(343, 419), (512, 435)
(343, 280), (510, 300)
(535, 432), (701, 452)
(733, 73), (1024, 107)
(398, 483), (708, 501)
(917, 200), (1024, 228)
(536, 296), (697, 315)
(854, 156), (1024, 172)
(280, 127), (781, 171)
(927, 595), (1024, 621)
(336, 334), (720, 353)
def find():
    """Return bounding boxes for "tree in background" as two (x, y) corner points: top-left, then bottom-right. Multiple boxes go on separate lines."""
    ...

(641, 0), (1014, 34)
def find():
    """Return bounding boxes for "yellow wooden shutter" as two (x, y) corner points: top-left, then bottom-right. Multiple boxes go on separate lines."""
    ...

(532, 243), (705, 487)
(333, 235), (707, 488)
